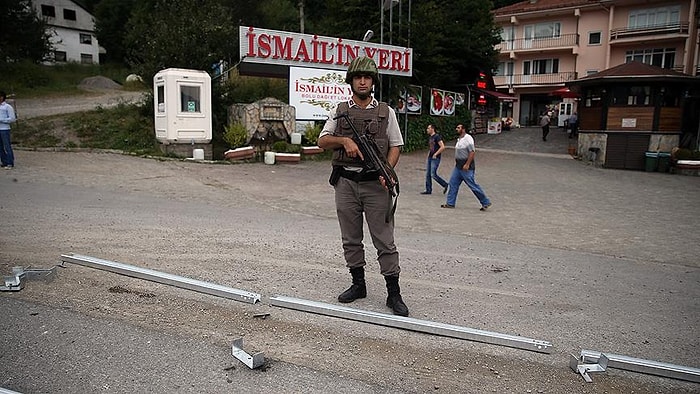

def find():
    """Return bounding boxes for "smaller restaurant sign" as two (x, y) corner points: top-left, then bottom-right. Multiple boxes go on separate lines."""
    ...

(289, 67), (353, 121)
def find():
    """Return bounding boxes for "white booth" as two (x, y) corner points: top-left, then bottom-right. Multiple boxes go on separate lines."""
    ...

(153, 68), (212, 145)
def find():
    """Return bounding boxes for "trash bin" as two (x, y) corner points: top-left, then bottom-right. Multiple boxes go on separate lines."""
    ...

(657, 152), (671, 173)
(645, 151), (659, 172)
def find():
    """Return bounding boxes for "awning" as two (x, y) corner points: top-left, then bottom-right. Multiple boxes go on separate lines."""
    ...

(473, 88), (518, 102)
(550, 87), (580, 98)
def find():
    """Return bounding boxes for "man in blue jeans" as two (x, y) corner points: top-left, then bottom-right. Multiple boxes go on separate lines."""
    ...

(420, 124), (448, 195)
(441, 123), (492, 211)
(0, 91), (17, 169)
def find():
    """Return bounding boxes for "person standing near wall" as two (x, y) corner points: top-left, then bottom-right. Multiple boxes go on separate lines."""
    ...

(0, 91), (17, 169)
(420, 124), (449, 195)
(568, 112), (578, 138)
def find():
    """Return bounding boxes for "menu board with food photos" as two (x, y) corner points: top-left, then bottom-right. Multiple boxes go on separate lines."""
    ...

(397, 85), (422, 115)
(430, 88), (459, 117)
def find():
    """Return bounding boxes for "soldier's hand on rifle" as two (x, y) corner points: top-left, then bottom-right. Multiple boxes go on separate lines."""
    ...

(379, 174), (395, 191)
(342, 137), (364, 161)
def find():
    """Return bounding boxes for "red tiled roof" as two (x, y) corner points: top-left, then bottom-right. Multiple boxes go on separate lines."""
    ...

(494, 0), (608, 16)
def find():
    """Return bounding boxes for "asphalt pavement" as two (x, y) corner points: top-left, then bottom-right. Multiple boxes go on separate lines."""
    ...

(1, 123), (699, 393)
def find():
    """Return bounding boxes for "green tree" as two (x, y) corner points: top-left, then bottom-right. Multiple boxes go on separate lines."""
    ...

(0, 0), (52, 64)
(299, 0), (500, 90)
(94, 0), (138, 65)
(123, 0), (239, 82)
(408, 0), (501, 88)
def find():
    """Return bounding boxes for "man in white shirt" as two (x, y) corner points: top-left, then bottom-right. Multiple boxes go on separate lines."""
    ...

(441, 124), (492, 211)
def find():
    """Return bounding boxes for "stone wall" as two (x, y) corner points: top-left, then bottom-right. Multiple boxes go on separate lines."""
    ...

(577, 133), (607, 165)
(228, 97), (296, 152)
(578, 132), (680, 166)
(159, 142), (213, 160)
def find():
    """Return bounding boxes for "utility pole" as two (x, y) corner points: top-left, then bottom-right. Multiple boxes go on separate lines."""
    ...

(299, 1), (305, 33)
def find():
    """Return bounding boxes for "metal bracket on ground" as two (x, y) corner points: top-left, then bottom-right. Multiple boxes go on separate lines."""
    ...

(575, 349), (700, 383)
(1, 265), (61, 292)
(269, 295), (552, 354)
(231, 338), (265, 369)
(60, 253), (261, 304)
(569, 352), (609, 382)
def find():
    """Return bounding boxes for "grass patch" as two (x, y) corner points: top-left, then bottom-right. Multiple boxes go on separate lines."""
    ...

(66, 103), (160, 155)
(0, 61), (135, 98)
(13, 118), (63, 147)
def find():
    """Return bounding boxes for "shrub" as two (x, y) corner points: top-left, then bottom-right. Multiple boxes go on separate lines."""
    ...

(674, 148), (700, 160)
(223, 122), (248, 148)
(302, 123), (322, 146)
(271, 140), (301, 153)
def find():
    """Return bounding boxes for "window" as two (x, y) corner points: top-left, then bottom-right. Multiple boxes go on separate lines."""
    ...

(54, 51), (67, 62)
(611, 86), (651, 106)
(63, 9), (76, 21)
(496, 62), (514, 76)
(157, 85), (165, 113)
(625, 48), (675, 69)
(523, 59), (559, 75)
(80, 53), (93, 64)
(180, 85), (201, 113)
(524, 22), (561, 40)
(80, 34), (92, 45)
(588, 32), (601, 45)
(629, 6), (680, 29)
(584, 87), (605, 108)
(500, 26), (514, 41)
(659, 87), (681, 107)
(41, 5), (55, 17)
(586, 69), (599, 76)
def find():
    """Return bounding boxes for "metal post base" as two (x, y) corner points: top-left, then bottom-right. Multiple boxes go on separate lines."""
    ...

(1, 265), (60, 292)
(570, 353), (609, 382)
(232, 338), (265, 369)
(572, 349), (700, 383)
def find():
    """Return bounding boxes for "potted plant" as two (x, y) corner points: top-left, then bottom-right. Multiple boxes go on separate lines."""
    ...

(223, 122), (254, 161)
(300, 123), (324, 156)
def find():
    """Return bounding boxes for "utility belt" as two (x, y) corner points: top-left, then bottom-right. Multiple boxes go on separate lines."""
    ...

(330, 166), (380, 185)
(340, 168), (380, 182)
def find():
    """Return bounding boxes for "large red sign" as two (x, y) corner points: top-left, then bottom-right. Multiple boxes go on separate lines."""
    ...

(239, 26), (413, 77)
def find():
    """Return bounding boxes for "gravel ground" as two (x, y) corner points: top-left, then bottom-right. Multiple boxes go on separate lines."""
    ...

(0, 95), (699, 393)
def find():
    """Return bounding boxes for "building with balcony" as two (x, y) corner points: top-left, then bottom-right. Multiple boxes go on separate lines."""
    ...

(492, 0), (699, 128)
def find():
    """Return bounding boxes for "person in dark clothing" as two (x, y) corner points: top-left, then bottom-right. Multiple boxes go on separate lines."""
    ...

(420, 124), (449, 195)
(540, 111), (551, 141)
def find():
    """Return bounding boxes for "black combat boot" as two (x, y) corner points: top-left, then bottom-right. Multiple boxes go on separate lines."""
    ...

(338, 267), (367, 303)
(384, 274), (409, 316)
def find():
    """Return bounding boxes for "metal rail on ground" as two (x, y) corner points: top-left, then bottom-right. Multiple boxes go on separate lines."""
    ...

(60, 253), (261, 304)
(269, 295), (552, 354)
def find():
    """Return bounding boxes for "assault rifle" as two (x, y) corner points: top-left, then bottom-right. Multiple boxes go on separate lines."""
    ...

(333, 112), (399, 198)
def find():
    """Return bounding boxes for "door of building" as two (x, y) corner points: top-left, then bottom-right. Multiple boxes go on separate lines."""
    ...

(558, 102), (573, 127)
(605, 134), (650, 170)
